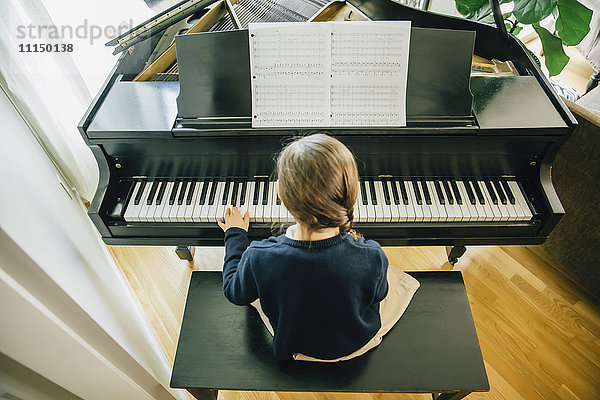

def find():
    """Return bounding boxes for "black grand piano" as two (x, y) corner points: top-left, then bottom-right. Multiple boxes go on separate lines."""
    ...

(79, 0), (576, 264)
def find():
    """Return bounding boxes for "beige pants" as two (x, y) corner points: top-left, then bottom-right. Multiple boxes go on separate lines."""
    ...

(250, 266), (420, 362)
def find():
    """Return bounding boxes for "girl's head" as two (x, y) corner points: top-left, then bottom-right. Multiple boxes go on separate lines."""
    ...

(276, 133), (358, 234)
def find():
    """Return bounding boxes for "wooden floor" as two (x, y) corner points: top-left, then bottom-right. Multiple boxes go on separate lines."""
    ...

(109, 244), (600, 400)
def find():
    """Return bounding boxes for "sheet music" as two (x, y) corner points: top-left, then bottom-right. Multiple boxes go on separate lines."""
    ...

(249, 21), (411, 128)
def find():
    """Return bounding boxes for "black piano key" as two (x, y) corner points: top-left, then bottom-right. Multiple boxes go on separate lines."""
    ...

(485, 180), (498, 205)
(230, 181), (239, 206)
(398, 179), (409, 205)
(146, 180), (159, 205)
(178, 181), (189, 206)
(262, 180), (269, 206)
(463, 179), (476, 205)
(434, 180), (445, 205)
(420, 180), (432, 205)
(208, 179), (218, 206)
(222, 180), (231, 206)
(239, 181), (247, 206)
(501, 179), (516, 204)
(382, 180), (391, 205)
(411, 180), (422, 205)
(133, 181), (146, 205)
(450, 180), (462, 205)
(253, 180), (261, 205)
(368, 179), (377, 205)
(186, 181), (196, 205)
(155, 180), (166, 205)
(199, 179), (210, 205)
(471, 179), (485, 205)
(360, 180), (368, 205)
(443, 180), (454, 205)
(390, 179), (400, 205)
(169, 180), (181, 205)
(494, 180), (507, 205)
(276, 182), (281, 205)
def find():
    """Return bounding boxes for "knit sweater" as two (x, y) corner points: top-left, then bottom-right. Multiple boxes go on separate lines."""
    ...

(222, 227), (389, 361)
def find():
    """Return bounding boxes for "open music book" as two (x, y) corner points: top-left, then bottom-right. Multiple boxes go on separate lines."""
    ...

(248, 21), (411, 128)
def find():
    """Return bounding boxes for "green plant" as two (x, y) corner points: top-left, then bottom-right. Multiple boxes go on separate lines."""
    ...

(455, 0), (593, 76)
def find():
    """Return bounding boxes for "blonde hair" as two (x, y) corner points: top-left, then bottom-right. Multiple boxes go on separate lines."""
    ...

(276, 133), (359, 237)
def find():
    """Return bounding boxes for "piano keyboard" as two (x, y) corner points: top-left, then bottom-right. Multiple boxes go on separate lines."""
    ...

(123, 178), (533, 224)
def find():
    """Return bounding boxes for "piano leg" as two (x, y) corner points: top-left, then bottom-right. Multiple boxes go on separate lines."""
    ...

(176, 245), (195, 261)
(446, 246), (467, 266)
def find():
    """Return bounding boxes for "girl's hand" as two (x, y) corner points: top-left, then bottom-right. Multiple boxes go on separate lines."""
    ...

(218, 207), (250, 232)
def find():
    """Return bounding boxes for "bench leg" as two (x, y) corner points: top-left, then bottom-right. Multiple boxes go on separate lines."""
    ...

(176, 245), (195, 261)
(433, 390), (472, 400)
(446, 246), (467, 266)
(187, 389), (218, 400)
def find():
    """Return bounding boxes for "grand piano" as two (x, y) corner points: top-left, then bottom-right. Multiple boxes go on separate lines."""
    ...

(79, 0), (576, 263)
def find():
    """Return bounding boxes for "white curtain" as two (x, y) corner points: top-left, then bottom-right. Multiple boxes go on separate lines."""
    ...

(0, 0), (152, 201)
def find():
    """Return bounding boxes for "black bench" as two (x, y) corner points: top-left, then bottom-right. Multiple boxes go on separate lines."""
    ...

(171, 271), (489, 400)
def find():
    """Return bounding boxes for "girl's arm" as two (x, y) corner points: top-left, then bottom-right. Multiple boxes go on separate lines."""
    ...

(373, 250), (389, 303)
(219, 208), (258, 305)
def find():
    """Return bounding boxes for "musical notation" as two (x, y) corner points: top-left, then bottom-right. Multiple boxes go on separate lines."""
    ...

(249, 21), (411, 128)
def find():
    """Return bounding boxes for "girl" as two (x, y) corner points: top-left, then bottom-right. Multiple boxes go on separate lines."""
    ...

(218, 133), (420, 362)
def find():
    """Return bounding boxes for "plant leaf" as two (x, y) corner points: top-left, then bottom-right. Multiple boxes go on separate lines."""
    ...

(555, 0), (593, 46)
(455, 0), (488, 19)
(533, 24), (570, 75)
(514, 0), (557, 24)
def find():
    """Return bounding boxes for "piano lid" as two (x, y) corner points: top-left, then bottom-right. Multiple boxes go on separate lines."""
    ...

(175, 26), (476, 127)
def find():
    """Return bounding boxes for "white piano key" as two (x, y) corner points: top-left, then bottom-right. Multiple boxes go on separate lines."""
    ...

(159, 182), (174, 222)
(488, 181), (510, 221)
(406, 181), (423, 222)
(245, 181), (256, 220)
(397, 181), (413, 222)
(175, 182), (190, 222)
(393, 180), (409, 222)
(509, 181), (533, 220)
(147, 181), (165, 222)
(198, 180), (214, 223)
(480, 181), (502, 221)
(190, 181), (204, 223)
(137, 183), (153, 222)
(427, 181), (444, 222)
(469, 180), (487, 222)
(476, 181), (495, 221)
(124, 181), (142, 222)
(238, 181), (251, 217)
(184, 181), (201, 222)
(364, 182), (376, 223)
(445, 181), (463, 222)
(264, 181), (276, 223)
(416, 181), (432, 222)
(211, 181), (225, 222)
(356, 182), (367, 222)
(254, 181), (265, 223)
(168, 182), (182, 222)
(368, 181), (382, 223)
(260, 181), (271, 223)
(503, 183), (520, 221)
(457, 181), (478, 222)
(374, 181), (390, 222)
(154, 182), (170, 222)
(386, 180), (400, 222)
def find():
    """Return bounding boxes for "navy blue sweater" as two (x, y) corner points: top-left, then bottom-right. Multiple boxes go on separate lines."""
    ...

(222, 227), (389, 361)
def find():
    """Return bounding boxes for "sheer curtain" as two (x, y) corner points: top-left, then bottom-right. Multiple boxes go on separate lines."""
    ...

(0, 0), (152, 201)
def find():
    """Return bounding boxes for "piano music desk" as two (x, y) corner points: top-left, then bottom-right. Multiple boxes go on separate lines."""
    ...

(171, 271), (489, 400)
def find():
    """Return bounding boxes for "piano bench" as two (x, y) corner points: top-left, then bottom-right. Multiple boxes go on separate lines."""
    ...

(171, 271), (489, 400)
